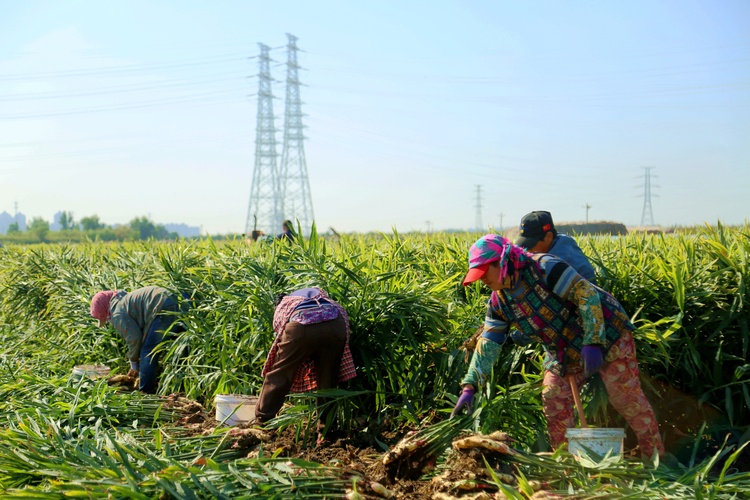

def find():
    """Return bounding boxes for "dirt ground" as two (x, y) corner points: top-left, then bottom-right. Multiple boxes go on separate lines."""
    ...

(157, 391), (749, 499)
(159, 393), (556, 500)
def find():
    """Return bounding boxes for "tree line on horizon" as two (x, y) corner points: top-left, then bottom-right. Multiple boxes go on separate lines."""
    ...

(0, 212), (185, 244)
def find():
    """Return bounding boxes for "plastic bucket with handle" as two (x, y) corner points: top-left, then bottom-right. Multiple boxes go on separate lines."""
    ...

(214, 394), (258, 426)
(70, 364), (111, 383)
(565, 427), (626, 461)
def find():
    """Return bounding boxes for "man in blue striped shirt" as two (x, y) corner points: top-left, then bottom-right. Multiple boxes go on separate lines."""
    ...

(515, 211), (597, 284)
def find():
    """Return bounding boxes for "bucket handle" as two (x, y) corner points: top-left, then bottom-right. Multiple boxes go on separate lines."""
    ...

(568, 375), (588, 428)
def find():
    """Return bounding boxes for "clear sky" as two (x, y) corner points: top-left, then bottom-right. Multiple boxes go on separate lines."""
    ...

(1, 0), (748, 235)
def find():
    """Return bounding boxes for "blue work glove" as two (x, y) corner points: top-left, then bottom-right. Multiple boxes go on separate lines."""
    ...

(451, 386), (476, 418)
(581, 345), (603, 378)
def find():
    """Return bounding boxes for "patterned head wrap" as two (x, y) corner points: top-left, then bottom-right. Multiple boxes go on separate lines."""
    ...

(90, 290), (117, 326)
(462, 234), (531, 286)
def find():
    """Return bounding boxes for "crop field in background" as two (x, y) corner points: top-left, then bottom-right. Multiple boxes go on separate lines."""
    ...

(0, 224), (748, 498)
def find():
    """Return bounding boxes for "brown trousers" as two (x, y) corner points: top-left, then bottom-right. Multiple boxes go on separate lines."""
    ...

(255, 316), (347, 427)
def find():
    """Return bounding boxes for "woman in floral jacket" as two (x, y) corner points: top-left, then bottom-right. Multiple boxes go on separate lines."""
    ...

(453, 234), (664, 459)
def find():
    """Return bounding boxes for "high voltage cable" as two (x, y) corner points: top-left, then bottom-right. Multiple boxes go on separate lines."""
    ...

(0, 47), (293, 88)
(0, 89), (247, 120)
(0, 133), (250, 166)
(0, 54), (256, 81)
(0, 74), (254, 101)
(10, 72), (733, 114)
(309, 59), (749, 88)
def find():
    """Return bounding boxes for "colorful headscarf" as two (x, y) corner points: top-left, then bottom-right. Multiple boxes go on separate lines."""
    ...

(90, 290), (117, 326)
(462, 234), (531, 285)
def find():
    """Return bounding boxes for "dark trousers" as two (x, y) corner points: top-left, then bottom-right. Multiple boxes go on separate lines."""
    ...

(256, 316), (347, 427)
(139, 296), (185, 394)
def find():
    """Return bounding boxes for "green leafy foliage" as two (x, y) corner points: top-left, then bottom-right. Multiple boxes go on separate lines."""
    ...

(0, 225), (748, 497)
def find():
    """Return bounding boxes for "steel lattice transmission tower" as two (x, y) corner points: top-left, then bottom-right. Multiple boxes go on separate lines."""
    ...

(245, 44), (281, 236)
(474, 185), (483, 231)
(639, 166), (657, 226)
(278, 33), (315, 234)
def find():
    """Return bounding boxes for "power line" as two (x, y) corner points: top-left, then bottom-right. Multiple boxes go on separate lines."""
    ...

(0, 73), (251, 102)
(0, 90), (246, 120)
(0, 54), (253, 82)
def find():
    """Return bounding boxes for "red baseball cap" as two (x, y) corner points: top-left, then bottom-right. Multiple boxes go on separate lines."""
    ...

(462, 262), (491, 286)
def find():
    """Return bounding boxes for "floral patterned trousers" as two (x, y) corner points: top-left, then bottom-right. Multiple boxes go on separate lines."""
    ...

(542, 330), (665, 458)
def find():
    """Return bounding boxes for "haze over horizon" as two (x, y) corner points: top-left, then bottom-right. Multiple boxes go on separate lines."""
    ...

(1, 1), (748, 235)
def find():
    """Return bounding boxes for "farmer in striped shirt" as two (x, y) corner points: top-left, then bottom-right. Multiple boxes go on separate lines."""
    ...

(256, 287), (356, 437)
(452, 234), (664, 460)
(515, 210), (597, 284)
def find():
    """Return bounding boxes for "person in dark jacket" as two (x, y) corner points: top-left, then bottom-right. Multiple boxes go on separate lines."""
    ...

(277, 220), (296, 241)
(90, 286), (189, 393)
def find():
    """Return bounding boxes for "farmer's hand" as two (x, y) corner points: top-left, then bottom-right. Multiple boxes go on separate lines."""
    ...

(581, 345), (603, 378)
(127, 369), (138, 379)
(451, 386), (476, 418)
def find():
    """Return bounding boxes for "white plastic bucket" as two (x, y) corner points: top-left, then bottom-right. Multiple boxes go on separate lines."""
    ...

(215, 394), (258, 426)
(70, 364), (111, 382)
(565, 427), (625, 460)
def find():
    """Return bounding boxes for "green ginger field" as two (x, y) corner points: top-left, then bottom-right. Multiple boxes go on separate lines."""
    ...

(0, 225), (748, 499)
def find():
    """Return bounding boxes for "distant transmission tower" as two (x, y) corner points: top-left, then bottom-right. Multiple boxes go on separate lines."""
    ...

(245, 44), (281, 236)
(474, 185), (483, 231)
(278, 33), (315, 234)
(639, 166), (657, 226)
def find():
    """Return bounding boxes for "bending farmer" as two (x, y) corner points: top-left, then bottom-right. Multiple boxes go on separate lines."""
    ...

(90, 286), (189, 394)
(256, 287), (356, 433)
(453, 234), (664, 459)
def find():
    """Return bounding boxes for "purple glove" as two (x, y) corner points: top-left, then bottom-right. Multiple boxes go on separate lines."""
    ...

(451, 386), (476, 418)
(581, 345), (603, 378)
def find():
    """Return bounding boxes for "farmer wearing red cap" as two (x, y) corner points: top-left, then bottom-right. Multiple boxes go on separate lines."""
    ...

(452, 234), (664, 459)
(90, 286), (190, 394)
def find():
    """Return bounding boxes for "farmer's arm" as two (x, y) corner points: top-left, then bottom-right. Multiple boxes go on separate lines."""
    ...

(540, 255), (605, 345)
(461, 300), (509, 388)
(110, 312), (144, 368)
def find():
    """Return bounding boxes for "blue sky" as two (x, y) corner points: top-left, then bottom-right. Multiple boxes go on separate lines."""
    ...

(1, 0), (748, 235)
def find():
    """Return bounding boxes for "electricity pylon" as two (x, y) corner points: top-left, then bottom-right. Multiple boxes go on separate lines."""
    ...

(245, 44), (281, 236)
(640, 166), (657, 226)
(474, 185), (483, 231)
(278, 33), (315, 234)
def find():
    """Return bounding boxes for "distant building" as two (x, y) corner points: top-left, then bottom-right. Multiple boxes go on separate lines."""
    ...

(164, 223), (201, 238)
(51, 211), (70, 231)
(0, 211), (26, 234)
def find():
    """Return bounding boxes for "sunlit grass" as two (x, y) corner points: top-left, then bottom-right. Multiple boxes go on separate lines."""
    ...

(0, 224), (748, 496)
